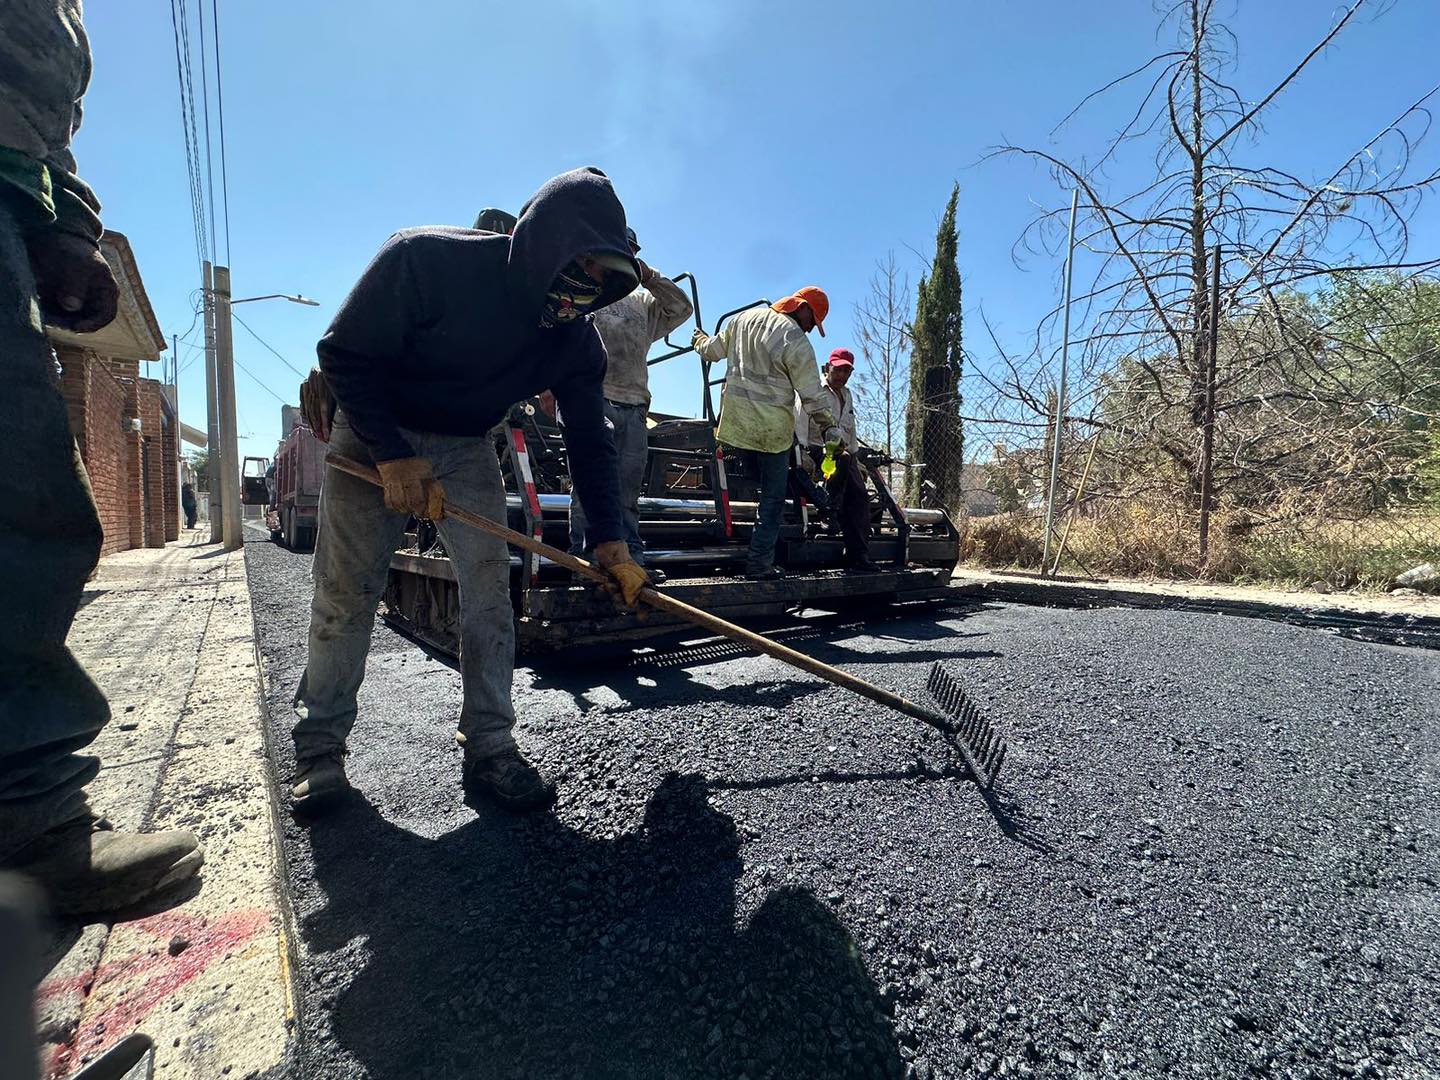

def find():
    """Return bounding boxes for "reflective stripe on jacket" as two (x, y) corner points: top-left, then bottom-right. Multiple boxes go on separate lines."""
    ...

(697, 306), (836, 454)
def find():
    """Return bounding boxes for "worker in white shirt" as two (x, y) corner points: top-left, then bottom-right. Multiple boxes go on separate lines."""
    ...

(796, 348), (878, 573)
(568, 227), (693, 581)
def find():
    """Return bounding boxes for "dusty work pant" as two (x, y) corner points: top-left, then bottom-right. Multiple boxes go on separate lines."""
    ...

(744, 448), (791, 575)
(568, 398), (648, 564)
(0, 199), (109, 862)
(291, 413), (518, 762)
(809, 448), (872, 563)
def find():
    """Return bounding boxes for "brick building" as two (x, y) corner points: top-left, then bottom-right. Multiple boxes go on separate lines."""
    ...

(49, 231), (180, 556)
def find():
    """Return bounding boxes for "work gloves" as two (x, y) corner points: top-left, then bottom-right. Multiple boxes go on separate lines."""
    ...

(593, 540), (650, 608)
(29, 233), (119, 333)
(376, 457), (446, 521)
(300, 367), (337, 442)
(691, 328), (709, 353)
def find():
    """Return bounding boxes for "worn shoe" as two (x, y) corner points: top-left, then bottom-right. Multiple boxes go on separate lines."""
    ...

(290, 750), (350, 810)
(463, 749), (556, 812)
(5, 817), (203, 916)
(646, 567), (667, 586)
(745, 566), (785, 581)
(845, 559), (882, 574)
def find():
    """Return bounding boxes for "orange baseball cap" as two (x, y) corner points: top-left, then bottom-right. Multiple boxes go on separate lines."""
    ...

(772, 285), (829, 336)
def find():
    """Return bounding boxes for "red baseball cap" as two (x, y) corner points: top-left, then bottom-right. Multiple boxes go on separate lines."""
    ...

(828, 348), (855, 369)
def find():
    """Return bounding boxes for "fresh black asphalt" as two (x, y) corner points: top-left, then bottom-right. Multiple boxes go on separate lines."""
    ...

(243, 531), (1440, 1079)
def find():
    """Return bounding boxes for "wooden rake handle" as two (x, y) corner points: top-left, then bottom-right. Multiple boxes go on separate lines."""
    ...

(325, 452), (955, 740)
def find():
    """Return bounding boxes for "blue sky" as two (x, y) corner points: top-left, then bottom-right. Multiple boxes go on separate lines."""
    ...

(75, 1), (1439, 464)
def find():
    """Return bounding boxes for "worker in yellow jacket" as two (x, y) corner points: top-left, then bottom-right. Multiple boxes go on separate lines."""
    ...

(693, 286), (839, 579)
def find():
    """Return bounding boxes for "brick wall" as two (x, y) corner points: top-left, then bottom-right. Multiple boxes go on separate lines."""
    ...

(86, 363), (132, 556)
(137, 381), (169, 549)
(161, 406), (180, 542)
(120, 375), (142, 550)
(56, 346), (89, 454)
(56, 347), (136, 557)
(54, 352), (178, 556)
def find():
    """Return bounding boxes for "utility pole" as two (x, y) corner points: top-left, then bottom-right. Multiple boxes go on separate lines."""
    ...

(203, 261), (221, 543)
(213, 265), (242, 550)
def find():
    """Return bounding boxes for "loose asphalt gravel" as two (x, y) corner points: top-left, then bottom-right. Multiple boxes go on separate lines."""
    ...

(243, 530), (1440, 1080)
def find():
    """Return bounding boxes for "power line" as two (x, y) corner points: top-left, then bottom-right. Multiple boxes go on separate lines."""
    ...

(197, 0), (218, 263)
(170, 295), (204, 347)
(178, 338), (207, 375)
(232, 355), (288, 404)
(167, 0), (207, 275)
(176, 0), (209, 263)
(212, 0), (233, 265)
(232, 312), (309, 380)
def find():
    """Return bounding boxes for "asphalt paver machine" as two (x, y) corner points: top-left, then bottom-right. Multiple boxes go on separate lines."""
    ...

(379, 277), (962, 655)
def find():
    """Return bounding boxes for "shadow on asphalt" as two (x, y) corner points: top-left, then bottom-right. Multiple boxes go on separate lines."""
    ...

(301, 773), (905, 1079)
(524, 610), (1001, 716)
(711, 767), (1055, 857)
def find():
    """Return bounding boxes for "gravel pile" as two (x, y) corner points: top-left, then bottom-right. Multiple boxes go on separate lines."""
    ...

(245, 538), (1440, 1079)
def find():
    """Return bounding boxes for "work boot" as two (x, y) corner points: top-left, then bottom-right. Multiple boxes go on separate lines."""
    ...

(745, 566), (784, 582)
(646, 567), (667, 586)
(845, 558), (882, 574)
(463, 749), (556, 812)
(5, 817), (203, 917)
(290, 749), (350, 810)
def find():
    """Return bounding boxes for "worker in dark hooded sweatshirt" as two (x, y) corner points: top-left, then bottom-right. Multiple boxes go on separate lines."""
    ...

(291, 167), (649, 813)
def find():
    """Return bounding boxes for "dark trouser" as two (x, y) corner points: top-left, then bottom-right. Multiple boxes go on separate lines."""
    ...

(568, 398), (647, 564)
(742, 448), (791, 575)
(810, 448), (871, 564)
(292, 412), (518, 762)
(184, 506), (197, 529)
(0, 199), (109, 862)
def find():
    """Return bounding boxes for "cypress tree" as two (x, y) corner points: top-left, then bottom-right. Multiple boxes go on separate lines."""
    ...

(905, 185), (964, 508)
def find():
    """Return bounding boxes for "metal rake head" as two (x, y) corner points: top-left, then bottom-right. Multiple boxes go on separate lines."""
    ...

(926, 662), (1007, 789)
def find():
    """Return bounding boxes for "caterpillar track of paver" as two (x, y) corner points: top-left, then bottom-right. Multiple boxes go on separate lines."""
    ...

(379, 278), (961, 655)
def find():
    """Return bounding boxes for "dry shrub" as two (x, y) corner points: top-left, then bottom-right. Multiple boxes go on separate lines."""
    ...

(1056, 496), (1232, 579)
(1234, 513), (1440, 589)
(964, 513), (1044, 568)
(960, 492), (1440, 589)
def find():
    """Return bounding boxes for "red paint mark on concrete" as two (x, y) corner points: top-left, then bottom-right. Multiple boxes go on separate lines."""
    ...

(38, 907), (269, 1079)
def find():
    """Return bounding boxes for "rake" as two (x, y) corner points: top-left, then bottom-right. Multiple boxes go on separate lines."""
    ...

(326, 452), (1009, 791)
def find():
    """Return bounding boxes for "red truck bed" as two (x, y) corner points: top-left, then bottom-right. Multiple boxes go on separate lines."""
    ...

(267, 423), (325, 550)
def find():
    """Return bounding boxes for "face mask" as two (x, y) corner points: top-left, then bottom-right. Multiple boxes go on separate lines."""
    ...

(540, 259), (604, 328)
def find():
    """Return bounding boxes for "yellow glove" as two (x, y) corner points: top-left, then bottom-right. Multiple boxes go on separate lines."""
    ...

(593, 540), (650, 608)
(375, 457), (446, 520)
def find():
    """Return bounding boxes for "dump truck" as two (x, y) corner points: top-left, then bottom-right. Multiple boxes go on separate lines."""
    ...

(241, 406), (325, 550)
(378, 277), (962, 655)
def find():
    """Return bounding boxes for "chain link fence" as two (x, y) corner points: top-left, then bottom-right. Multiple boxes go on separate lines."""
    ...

(930, 370), (1440, 591)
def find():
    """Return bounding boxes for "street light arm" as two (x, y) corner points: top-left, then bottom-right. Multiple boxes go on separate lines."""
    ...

(229, 293), (321, 307)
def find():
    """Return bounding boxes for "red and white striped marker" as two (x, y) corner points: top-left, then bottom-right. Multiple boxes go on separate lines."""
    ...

(509, 427), (544, 586)
(715, 447), (733, 538)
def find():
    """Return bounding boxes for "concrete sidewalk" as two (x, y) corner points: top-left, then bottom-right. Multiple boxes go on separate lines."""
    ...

(35, 531), (294, 1079)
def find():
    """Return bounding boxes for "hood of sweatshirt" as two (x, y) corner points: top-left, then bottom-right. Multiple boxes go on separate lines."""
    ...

(507, 167), (640, 319)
